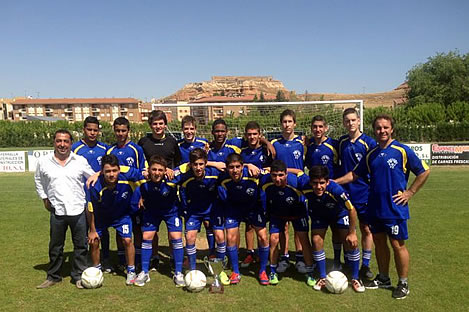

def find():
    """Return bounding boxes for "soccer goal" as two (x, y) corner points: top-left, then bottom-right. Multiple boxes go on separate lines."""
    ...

(153, 100), (363, 140)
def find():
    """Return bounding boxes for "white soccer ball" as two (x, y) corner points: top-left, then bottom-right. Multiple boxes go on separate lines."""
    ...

(184, 270), (207, 292)
(325, 270), (348, 294)
(81, 267), (104, 289)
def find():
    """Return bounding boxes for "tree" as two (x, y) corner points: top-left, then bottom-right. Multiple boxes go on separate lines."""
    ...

(276, 90), (286, 102)
(259, 92), (265, 102)
(253, 94), (258, 102)
(304, 90), (310, 101)
(406, 50), (469, 107)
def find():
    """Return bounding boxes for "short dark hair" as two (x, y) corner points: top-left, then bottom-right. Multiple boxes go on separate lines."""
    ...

(113, 117), (130, 129)
(270, 159), (287, 173)
(343, 107), (358, 120)
(309, 165), (330, 180)
(83, 116), (100, 128)
(149, 110), (167, 125)
(244, 121), (261, 133)
(181, 115), (196, 129)
(101, 154), (120, 169)
(212, 118), (227, 131)
(311, 115), (327, 126)
(280, 109), (296, 123)
(372, 114), (394, 130)
(148, 155), (167, 168)
(189, 148), (207, 163)
(54, 129), (73, 141)
(225, 153), (243, 167)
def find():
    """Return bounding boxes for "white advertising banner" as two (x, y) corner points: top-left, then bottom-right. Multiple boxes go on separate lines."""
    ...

(406, 143), (431, 161)
(0, 151), (26, 172)
(28, 150), (54, 172)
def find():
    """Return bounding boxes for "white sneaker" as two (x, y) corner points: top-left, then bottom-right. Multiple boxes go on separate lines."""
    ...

(126, 272), (137, 286)
(173, 273), (185, 287)
(352, 279), (365, 293)
(102, 259), (113, 274)
(134, 271), (150, 287)
(276, 259), (290, 273)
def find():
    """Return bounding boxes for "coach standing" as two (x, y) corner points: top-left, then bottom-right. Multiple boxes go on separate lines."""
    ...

(35, 129), (95, 289)
(335, 114), (430, 299)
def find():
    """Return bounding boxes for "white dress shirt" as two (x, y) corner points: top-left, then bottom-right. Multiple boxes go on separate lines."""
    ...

(35, 152), (95, 216)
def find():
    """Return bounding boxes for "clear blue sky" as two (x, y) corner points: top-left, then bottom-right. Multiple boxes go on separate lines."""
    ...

(2, 0), (468, 100)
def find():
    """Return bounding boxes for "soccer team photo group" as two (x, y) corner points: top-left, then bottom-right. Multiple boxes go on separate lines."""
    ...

(33, 107), (429, 301)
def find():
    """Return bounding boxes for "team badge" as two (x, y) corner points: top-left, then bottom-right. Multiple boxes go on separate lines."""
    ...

(293, 150), (301, 159)
(126, 157), (134, 166)
(387, 158), (398, 169)
(97, 156), (102, 165)
(246, 188), (255, 196)
(321, 155), (330, 164)
(355, 153), (363, 162)
(286, 197), (294, 204)
(121, 192), (128, 199)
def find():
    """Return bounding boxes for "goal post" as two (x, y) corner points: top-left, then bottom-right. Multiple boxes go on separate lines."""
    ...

(153, 100), (364, 141)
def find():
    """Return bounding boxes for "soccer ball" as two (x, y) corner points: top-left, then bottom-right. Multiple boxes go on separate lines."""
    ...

(184, 270), (207, 292)
(81, 267), (104, 289)
(325, 270), (348, 294)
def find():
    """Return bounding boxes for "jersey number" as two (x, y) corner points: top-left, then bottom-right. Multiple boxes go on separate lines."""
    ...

(342, 216), (350, 226)
(122, 224), (130, 234)
(391, 225), (399, 235)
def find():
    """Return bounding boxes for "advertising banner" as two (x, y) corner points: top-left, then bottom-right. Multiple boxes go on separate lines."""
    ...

(431, 144), (469, 165)
(28, 150), (54, 172)
(0, 151), (26, 172)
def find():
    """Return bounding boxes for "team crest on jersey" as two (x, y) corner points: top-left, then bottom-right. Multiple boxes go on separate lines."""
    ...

(218, 151), (224, 156)
(121, 192), (128, 199)
(97, 156), (102, 165)
(209, 185), (215, 191)
(340, 193), (348, 201)
(118, 151), (124, 155)
(153, 186), (160, 192)
(162, 190), (169, 197)
(321, 155), (330, 164)
(259, 155), (265, 162)
(286, 197), (294, 205)
(355, 153), (363, 162)
(293, 150), (301, 159)
(246, 188), (255, 196)
(126, 157), (134, 166)
(387, 158), (398, 169)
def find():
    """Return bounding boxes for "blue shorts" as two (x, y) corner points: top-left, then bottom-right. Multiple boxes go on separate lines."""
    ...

(96, 215), (133, 239)
(310, 214), (350, 230)
(142, 213), (183, 233)
(185, 214), (210, 232)
(354, 202), (369, 224)
(369, 219), (408, 240)
(269, 216), (309, 234)
(212, 210), (267, 230)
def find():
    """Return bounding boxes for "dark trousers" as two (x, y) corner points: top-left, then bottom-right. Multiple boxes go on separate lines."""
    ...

(48, 211), (87, 282)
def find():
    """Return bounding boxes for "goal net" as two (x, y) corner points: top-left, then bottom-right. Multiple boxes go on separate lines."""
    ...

(153, 100), (363, 141)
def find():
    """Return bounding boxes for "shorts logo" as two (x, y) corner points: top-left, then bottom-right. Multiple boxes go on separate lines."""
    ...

(126, 157), (134, 166)
(293, 150), (301, 159)
(188, 222), (194, 226)
(286, 197), (294, 205)
(246, 188), (255, 196)
(121, 192), (128, 199)
(321, 155), (330, 164)
(387, 158), (398, 169)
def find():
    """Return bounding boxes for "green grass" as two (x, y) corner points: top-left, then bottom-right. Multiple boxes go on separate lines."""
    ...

(1, 168), (468, 311)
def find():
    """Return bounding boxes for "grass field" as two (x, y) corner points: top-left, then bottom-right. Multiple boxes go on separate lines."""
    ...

(1, 167), (468, 312)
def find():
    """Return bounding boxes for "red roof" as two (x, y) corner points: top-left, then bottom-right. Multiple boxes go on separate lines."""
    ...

(191, 95), (277, 103)
(14, 97), (140, 105)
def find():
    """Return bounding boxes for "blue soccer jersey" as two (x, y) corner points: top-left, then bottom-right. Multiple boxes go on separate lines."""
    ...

(304, 137), (339, 178)
(354, 140), (429, 220)
(338, 133), (377, 204)
(137, 179), (179, 217)
(72, 140), (108, 172)
(271, 136), (305, 170)
(173, 166), (221, 216)
(107, 141), (146, 170)
(240, 145), (272, 169)
(260, 171), (309, 219)
(218, 167), (261, 216)
(178, 137), (208, 164)
(208, 141), (241, 162)
(88, 172), (145, 223)
(302, 180), (353, 221)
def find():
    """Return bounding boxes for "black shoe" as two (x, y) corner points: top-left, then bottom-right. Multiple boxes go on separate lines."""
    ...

(392, 281), (410, 299)
(364, 274), (392, 289)
(150, 257), (160, 272)
(359, 265), (374, 280)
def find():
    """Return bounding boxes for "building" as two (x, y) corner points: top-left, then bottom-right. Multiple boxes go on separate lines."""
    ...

(11, 98), (142, 122)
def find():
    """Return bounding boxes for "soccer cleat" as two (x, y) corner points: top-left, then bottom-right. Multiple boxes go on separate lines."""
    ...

(276, 258), (290, 273)
(229, 272), (241, 285)
(259, 271), (269, 286)
(173, 273), (185, 288)
(114, 264), (126, 275)
(392, 281), (410, 299)
(364, 274), (392, 289)
(269, 272), (279, 285)
(313, 278), (326, 291)
(134, 271), (150, 287)
(102, 259), (113, 274)
(150, 257), (160, 272)
(126, 272), (137, 286)
(240, 253), (255, 268)
(295, 260), (307, 274)
(351, 279), (365, 293)
(219, 271), (230, 286)
(306, 274), (316, 287)
(359, 265), (374, 280)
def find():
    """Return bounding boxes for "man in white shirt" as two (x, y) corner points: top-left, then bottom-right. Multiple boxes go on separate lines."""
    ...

(35, 129), (95, 289)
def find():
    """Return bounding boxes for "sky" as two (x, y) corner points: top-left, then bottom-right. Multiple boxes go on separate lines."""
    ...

(2, 0), (468, 100)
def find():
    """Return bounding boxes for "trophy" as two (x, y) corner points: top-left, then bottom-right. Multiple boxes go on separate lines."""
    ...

(204, 256), (226, 294)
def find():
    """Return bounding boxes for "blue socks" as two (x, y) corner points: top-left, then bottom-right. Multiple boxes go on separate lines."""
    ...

(141, 239), (152, 273)
(362, 249), (372, 268)
(171, 238), (184, 274)
(313, 250), (327, 278)
(186, 244), (197, 270)
(227, 245), (239, 274)
(258, 246), (269, 273)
